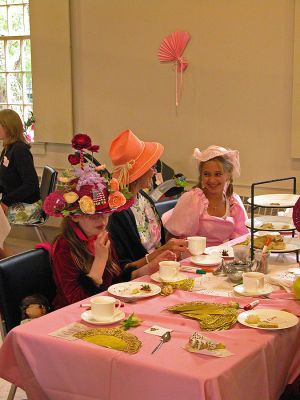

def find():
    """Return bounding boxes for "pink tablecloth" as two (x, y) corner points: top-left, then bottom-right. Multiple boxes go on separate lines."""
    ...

(1, 277), (300, 400)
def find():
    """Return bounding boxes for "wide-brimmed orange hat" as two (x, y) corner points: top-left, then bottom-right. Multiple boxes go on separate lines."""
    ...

(109, 129), (164, 186)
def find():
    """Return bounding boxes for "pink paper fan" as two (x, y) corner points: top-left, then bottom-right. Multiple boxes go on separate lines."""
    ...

(158, 31), (190, 71)
(293, 198), (300, 231)
(158, 31), (191, 108)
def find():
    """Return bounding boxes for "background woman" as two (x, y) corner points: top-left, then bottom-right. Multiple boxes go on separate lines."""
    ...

(0, 109), (41, 223)
(162, 145), (248, 246)
(108, 129), (187, 269)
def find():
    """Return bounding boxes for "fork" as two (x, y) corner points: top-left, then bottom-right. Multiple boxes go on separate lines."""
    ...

(151, 331), (171, 354)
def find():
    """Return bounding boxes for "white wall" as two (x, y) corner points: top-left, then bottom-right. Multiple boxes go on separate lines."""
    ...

(32, 0), (300, 195)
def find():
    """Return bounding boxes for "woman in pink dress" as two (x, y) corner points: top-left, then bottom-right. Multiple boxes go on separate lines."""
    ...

(162, 145), (248, 247)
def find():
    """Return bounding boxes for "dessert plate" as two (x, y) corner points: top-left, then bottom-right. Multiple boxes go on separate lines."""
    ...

(150, 271), (187, 283)
(247, 194), (299, 208)
(205, 245), (234, 259)
(190, 255), (222, 267)
(246, 216), (295, 231)
(108, 282), (161, 300)
(238, 309), (298, 330)
(234, 283), (273, 297)
(81, 310), (125, 325)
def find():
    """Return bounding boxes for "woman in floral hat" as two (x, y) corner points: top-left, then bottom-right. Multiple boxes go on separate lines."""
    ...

(108, 129), (188, 270)
(44, 134), (173, 309)
(162, 145), (248, 246)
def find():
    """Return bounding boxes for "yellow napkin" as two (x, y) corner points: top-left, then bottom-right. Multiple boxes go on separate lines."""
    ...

(163, 278), (195, 292)
(74, 328), (142, 354)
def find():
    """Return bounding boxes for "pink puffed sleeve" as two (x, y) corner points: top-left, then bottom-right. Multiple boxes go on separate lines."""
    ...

(162, 189), (207, 237)
(229, 193), (249, 239)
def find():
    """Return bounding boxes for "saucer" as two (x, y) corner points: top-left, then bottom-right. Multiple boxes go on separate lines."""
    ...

(190, 255), (222, 267)
(81, 310), (125, 325)
(233, 283), (273, 297)
(151, 271), (187, 283)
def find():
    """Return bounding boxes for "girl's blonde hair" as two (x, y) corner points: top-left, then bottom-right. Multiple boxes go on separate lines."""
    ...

(56, 218), (121, 278)
(0, 109), (28, 147)
(196, 155), (234, 198)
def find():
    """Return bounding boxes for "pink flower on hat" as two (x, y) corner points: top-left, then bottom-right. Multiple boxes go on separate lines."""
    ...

(68, 154), (80, 165)
(71, 134), (92, 150)
(87, 145), (100, 152)
(43, 192), (66, 216)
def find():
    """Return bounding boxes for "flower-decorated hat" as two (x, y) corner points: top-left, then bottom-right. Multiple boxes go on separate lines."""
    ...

(109, 129), (164, 186)
(43, 134), (134, 217)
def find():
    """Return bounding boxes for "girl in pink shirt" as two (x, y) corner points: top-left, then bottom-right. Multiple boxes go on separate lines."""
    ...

(162, 145), (248, 247)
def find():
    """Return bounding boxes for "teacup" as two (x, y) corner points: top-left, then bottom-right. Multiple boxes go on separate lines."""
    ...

(187, 236), (206, 257)
(90, 296), (121, 321)
(243, 272), (265, 293)
(159, 261), (180, 281)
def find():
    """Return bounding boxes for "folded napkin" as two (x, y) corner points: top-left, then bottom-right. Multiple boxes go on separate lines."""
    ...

(185, 332), (233, 357)
(168, 301), (238, 331)
(74, 327), (142, 354)
(162, 278), (195, 291)
(264, 272), (296, 293)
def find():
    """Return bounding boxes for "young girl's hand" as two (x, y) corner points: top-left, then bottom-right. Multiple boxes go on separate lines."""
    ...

(94, 231), (110, 262)
(88, 232), (110, 285)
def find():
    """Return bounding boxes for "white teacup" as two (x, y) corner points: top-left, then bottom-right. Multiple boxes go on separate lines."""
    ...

(187, 236), (206, 257)
(159, 261), (180, 281)
(90, 296), (121, 321)
(243, 272), (265, 293)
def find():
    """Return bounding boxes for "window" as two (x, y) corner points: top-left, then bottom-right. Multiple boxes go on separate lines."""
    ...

(0, 0), (33, 140)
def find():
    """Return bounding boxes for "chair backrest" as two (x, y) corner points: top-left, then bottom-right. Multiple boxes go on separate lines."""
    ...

(0, 248), (56, 334)
(155, 199), (178, 218)
(40, 165), (58, 202)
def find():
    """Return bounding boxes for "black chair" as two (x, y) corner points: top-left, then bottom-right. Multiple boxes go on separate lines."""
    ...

(0, 248), (56, 336)
(155, 199), (178, 218)
(0, 248), (56, 399)
(15, 165), (58, 242)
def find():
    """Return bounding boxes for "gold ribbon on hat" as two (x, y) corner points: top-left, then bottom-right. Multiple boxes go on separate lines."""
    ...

(113, 159), (135, 188)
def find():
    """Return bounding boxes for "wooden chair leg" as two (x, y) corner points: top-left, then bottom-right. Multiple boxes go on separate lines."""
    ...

(34, 226), (47, 242)
(7, 383), (17, 400)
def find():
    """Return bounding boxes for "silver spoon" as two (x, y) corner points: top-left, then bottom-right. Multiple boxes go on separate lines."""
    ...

(151, 331), (171, 354)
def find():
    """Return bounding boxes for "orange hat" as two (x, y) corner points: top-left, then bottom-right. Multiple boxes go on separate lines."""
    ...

(109, 129), (164, 186)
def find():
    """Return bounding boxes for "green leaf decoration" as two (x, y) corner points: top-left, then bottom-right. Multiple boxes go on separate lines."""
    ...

(120, 313), (142, 331)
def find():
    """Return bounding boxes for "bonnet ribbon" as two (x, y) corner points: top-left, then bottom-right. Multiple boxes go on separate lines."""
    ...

(112, 160), (135, 188)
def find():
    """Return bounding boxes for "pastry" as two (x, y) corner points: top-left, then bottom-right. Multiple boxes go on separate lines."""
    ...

(253, 235), (285, 250)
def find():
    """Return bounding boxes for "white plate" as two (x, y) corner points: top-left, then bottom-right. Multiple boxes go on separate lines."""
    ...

(150, 271), (188, 283)
(247, 194), (299, 208)
(190, 255), (222, 266)
(81, 310), (125, 325)
(253, 237), (300, 253)
(238, 309), (299, 330)
(205, 246), (234, 259)
(108, 282), (161, 300)
(234, 283), (273, 297)
(246, 216), (295, 231)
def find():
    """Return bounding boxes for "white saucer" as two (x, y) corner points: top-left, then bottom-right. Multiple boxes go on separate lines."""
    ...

(81, 310), (125, 325)
(190, 255), (222, 267)
(233, 283), (273, 297)
(150, 271), (188, 283)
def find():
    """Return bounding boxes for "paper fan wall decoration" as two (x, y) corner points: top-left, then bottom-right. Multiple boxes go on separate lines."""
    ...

(158, 31), (191, 110)
(293, 197), (300, 231)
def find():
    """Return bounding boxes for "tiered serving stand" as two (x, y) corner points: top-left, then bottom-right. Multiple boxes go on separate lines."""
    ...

(247, 177), (299, 260)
